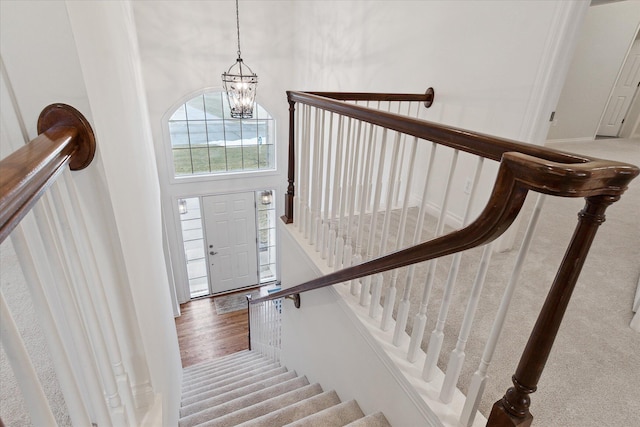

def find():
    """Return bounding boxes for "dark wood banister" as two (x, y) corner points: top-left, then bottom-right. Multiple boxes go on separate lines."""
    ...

(258, 90), (639, 426)
(255, 151), (637, 305)
(0, 104), (96, 243)
(273, 90), (637, 306)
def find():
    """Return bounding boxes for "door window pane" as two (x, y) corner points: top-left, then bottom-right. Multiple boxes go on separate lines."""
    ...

(178, 197), (208, 298)
(255, 190), (277, 284)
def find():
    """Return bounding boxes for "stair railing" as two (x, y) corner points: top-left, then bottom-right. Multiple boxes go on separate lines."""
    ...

(0, 104), (95, 242)
(2, 103), (146, 426)
(0, 104), (99, 425)
(247, 293), (282, 362)
(250, 90), (639, 426)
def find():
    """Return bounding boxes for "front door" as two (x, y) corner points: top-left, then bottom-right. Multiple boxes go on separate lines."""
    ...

(202, 192), (258, 294)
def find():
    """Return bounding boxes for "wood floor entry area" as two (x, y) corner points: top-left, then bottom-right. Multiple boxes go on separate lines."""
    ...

(175, 291), (253, 368)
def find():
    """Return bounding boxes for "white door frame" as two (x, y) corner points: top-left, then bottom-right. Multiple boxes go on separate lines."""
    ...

(597, 35), (640, 137)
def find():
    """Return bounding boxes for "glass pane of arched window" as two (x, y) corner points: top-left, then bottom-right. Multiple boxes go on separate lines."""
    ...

(168, 90), (275, 177)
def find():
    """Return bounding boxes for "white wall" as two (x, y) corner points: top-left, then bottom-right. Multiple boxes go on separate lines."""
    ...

(272, 2), (595, 424)
(64, 2), (183, 425)
(1, 1), (182, 425)
(133, 1), (589, 300)
(547, 1), (640, 141)
(292, 0), (588, 240)
(132, 1), (294, 307)
(279, 224), (443, 426)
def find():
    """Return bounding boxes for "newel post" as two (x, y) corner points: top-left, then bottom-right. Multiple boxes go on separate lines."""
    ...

(282, 95), (295, 224)
(487, 194), (618, 426)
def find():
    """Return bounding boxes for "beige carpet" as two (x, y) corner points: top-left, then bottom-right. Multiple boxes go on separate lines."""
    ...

(179, 350), (390, 426)
(0, 239), (71, 427)
(356, 137), (640, 426)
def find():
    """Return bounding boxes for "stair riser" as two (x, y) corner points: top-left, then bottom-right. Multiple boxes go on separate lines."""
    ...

(235, 391), (341, 427)
(182, 350), (252, 375)
(182, 362), (279, 397)
(180, 366), (289, 407)
(179, 376), (311, 427)
(182, 359), (274, 390)
(183, 353), (263, 379)
(196, 383), (324, 427)
(179, 351), (391, 427)
(180, 370), (299, 417)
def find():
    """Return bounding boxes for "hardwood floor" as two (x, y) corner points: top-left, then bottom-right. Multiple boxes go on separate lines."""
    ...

(174, 292), (251, 368)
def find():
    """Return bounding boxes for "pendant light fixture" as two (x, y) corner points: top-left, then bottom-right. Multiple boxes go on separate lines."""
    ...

(222, 0), (258, 119)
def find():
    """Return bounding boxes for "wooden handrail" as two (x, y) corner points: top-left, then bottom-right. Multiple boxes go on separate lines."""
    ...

(260, 90), (639, 426)
(252, 150), (638, 307)
(282, 90), (613, 224)
(0, 104), (96, 243)
(287, 91), (594, 164)
(306, 88), (435, 107)
(272, 91), (639, 303)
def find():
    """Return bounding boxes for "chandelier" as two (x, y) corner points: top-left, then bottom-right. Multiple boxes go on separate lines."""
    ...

(222, 0), (258, 119)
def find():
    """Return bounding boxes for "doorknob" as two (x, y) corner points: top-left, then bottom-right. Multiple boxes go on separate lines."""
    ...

(209, 251), (218, 255)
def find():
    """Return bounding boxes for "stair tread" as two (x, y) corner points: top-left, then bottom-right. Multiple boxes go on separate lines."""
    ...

(181, 362), (280, 398)
(183, 350), (254, 375)
(285, 399), (364, 427)
(181, 366), (288, 407)
(182, 359), (275, 390)
(193, 383), (324, 427)
(344, 412), (392, 427)
(180, 353), (391, 427)
(180, 370), (298, 418)
(182, 354), (266, 380)
(179, 376), (311, 427)
(236, 390), (341, 427)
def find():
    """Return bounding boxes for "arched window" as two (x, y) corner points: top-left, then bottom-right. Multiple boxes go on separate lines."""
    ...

(168, 91), (275, 177)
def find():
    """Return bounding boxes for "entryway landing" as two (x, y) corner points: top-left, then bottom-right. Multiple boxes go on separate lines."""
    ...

(175, 284), (279, 368)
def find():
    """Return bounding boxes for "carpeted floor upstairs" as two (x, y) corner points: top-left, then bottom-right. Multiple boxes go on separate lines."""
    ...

(179, 350), (391, 427)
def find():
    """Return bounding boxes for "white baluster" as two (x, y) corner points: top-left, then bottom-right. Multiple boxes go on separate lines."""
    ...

(360, 128), (388, 307)
(353, 122), (376, 295)
(440, 241), (494, 403)
(392, 102), (409, 208)
(350, 123), (373, 295)
(329, 116), (345, 268)
(305, 107), (315, 241)
(369, 131), (401, 318)
(423, 157), (484, 382)
(0, 290), (57, 427)
(314, 110), (326, 251)
(393, 142), (437, 346)
(335, 118), (353, 271)
(309, 108), (321, 246)
(48, 183), (128, 424)
(33, 201), (113, 425)
(407, 149), (460, 362)
(460, 194), (546, 427)
(298, 104), (307, 234)
(268, 300), (272, 358)
(295, 105), (304, 231)
(344, 121), (363, 274)
(381, 137), (418, 331)
(300, 106), (311, 238)
(321, 113), (334, 260)
(60, 173), (139, 422)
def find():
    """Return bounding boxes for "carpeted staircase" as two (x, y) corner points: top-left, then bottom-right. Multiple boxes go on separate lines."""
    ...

(179, 350), (391, 427)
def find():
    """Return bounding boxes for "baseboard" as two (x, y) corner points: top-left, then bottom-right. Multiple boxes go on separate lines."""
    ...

(545, 137), (595, 145)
